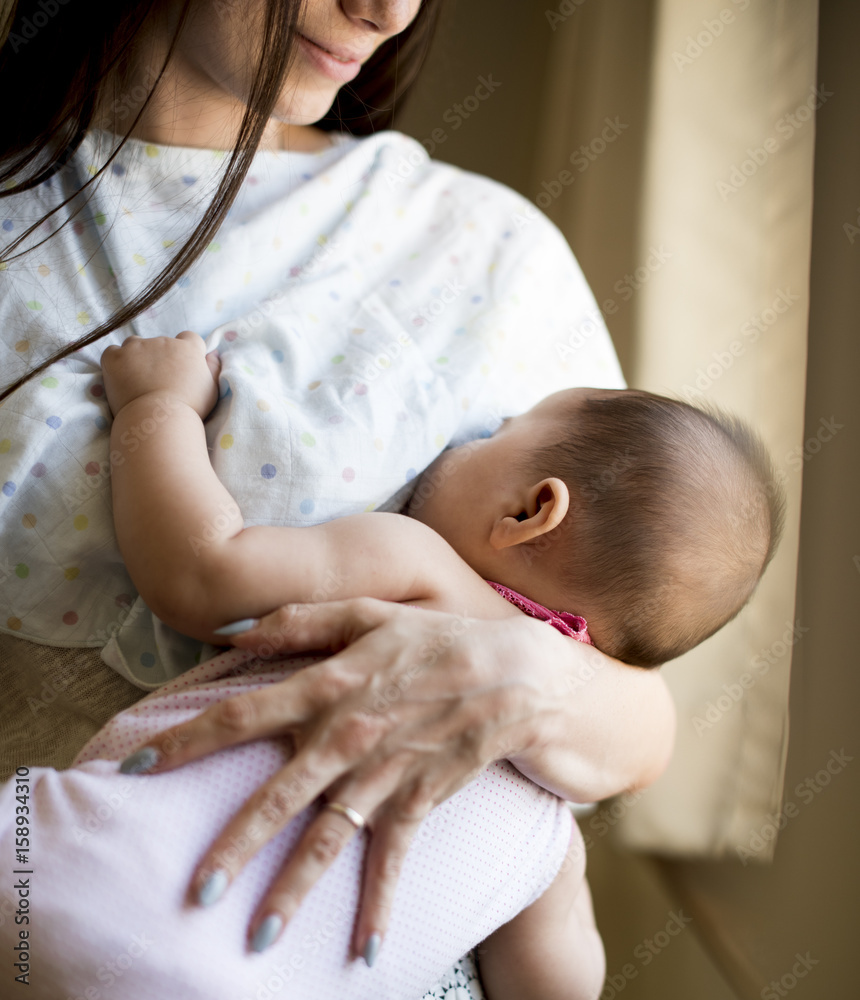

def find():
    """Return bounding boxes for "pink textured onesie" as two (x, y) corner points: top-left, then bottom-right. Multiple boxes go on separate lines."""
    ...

(0, 639), (574, 1000)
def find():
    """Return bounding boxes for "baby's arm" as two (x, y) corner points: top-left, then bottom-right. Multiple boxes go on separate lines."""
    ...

(478, 826), (605, 1000)
(102, 332), (508, 643)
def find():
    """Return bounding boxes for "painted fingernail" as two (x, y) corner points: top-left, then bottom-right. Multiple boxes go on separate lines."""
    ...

(197, 870), (229, 907)
(119, 747), (160, 775)
(364, 933), (382, 968)
(250, 913), (284, 953)
(212, 618), (259, 637)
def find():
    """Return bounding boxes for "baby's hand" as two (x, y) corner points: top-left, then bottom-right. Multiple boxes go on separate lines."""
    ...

(101, 331), (221, 419)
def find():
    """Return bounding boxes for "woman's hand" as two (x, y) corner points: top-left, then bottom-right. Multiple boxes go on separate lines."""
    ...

(119, 599), (556, 962)
(101, 329), (221, 419)
(117, 598), (675, 962)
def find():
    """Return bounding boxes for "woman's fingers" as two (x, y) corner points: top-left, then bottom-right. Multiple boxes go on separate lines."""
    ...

(225, 597), (401, 658)
(119, 676), (318, 775)
(350, 807), (427, 966)
(244, 799), (373, 953)
(191, 749), (335, 909)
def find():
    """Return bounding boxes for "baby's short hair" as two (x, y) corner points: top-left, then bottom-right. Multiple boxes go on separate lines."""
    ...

(526, 390), (785, 667)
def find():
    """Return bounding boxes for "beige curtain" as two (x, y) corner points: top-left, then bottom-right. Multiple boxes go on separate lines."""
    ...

(533, 0), (817, 857)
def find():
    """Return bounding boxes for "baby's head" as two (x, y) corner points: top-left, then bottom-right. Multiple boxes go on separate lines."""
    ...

(409, 387), (785, 667)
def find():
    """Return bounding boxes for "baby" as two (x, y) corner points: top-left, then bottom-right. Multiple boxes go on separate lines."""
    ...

(102, 331), (783, 671)
(0, 331), (782, 1000)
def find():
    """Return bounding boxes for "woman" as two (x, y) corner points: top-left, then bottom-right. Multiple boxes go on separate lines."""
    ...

(0, 0), (675, 994)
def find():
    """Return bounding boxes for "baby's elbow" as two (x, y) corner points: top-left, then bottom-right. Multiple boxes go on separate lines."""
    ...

(142, 554), (228, 642)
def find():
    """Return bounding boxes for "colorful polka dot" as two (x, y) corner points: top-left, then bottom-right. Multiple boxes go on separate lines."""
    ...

(0, 439), (10, 454)
(342, 467), (355, 482)
(30, 463), (46, 477)
(140, 652), (156, 668)
(1, 219), (13, 231)
(224, 330), (237, 342)
(37, 264), (50, 276)
(22, 514), (36, 529)
(26, 301), (43, 311)
(256, 399), (270, 412)
(307, 380), (320, 390)
(115, 594), (132, 609)
(328, 414), (343, 424)
(331, 354), (344, 365)
(62, 611), (79, 626)
(354, 383), (367, 396)
(94, 212), (106, 225)
(299, 499), (315, 515)
(41, 376), (58, 388)
(14, 340), (29, 352)
(220, 434), (234, 449)
(111, 163), (125, 176)
(2, 481), (16, 497)
(73, 515), (88, 531)
(145, 144), (159, 158)
(133, 253), (146, 266)
(435, 433), (446, 448)
(15, 564), (28, 579)
(73, 221), (85, 236)
(436, 356), (449, 365)
(94, 415), (108, 431)
(77, 311), (91, 324)
(64, 567), (79, 580)
(300, 432), (315, 447)
(406, 467), (417, 481)
(272, 350), (284, 363)
(90, 384), (104, 397)
(6, 617), (21, 631)
(85, 461), (100, 476)
(46, 416), (62, 429)
(261, 464), (277, 479)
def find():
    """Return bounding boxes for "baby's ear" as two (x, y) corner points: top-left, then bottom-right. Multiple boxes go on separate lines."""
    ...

(490, 478), (570, 550)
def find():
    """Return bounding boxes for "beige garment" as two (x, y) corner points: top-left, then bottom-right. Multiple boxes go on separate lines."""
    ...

(0, 632), (143, 780)
(531, 0), (817, 857)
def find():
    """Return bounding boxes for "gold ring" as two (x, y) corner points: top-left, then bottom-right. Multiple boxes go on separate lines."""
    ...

(324, 801), (367, 831)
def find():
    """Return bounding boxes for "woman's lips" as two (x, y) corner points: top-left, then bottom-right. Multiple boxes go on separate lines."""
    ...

(296, 33), (364, 83)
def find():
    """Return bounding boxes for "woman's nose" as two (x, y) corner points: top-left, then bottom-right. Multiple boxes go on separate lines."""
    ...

(341, 0), (421, 37)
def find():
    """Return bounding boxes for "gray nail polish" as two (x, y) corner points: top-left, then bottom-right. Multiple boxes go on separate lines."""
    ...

(364, 933), (381, 968)
(212, 618), (259, 637)
(251, 914), (284, 953)
(197, 870), (229, 907)
(119, 747), (160, 775)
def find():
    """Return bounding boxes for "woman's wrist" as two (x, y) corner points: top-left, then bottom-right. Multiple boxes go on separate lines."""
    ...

(502, 617), (675, 803)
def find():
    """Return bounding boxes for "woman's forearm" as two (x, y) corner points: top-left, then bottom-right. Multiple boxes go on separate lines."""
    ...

(507, 627), (675, 803)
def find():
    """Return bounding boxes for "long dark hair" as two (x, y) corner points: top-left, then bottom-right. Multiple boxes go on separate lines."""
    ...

(0, 0), (442, 401)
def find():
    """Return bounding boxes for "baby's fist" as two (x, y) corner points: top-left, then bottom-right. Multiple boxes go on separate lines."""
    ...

(101, 331), (221, 419)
